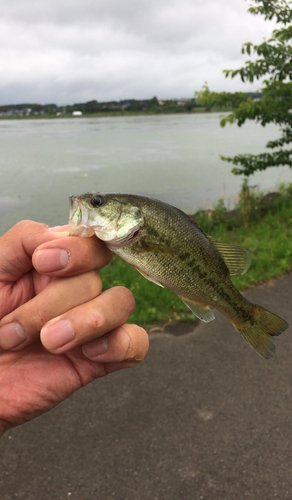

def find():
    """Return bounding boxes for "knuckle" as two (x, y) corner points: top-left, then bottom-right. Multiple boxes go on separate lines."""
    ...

(14, 220), (46, 234)
(13, 220), (29, 232)
(90, 309), (106, 332)
(79, 270), (102, 295)
(31, 309), (47, 331)
(114, 286), (136, 313)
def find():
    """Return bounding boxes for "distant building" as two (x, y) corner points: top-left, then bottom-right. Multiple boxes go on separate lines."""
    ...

(72, 111), (82, 116)
(176, 99), (192, 105)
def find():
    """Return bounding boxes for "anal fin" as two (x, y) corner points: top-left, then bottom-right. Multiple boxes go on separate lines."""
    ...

(181, 298), (215, 323)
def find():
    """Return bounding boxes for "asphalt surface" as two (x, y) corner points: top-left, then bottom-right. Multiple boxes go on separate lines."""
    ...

(1, 274), (292, 500)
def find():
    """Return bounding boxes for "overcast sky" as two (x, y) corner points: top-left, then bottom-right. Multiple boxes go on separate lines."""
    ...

(0, 0), (278, 105)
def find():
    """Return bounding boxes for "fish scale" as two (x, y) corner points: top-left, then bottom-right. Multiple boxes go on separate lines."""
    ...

(69, 192), (289, 359)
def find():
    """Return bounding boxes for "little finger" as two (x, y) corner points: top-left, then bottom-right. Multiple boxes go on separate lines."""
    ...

(83, 323), (149, 372)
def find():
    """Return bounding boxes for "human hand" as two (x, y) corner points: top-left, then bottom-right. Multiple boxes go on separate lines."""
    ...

(0, 221), (149, 436)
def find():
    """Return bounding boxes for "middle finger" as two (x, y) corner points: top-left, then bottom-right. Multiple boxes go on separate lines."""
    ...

(0, 271), (102, 351)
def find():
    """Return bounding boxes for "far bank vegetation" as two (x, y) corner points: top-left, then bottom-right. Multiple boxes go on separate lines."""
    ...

(0, 93), (262, 119)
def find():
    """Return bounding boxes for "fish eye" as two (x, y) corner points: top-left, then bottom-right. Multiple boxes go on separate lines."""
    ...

(91, 195), (104, 207)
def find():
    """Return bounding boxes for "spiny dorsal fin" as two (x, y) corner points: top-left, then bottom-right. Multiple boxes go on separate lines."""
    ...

(211, 240), (251, 276)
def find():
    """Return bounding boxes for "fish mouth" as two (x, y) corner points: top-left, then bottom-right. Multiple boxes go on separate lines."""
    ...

(69, 196), (95, 237)
(68, 194), (142, 245)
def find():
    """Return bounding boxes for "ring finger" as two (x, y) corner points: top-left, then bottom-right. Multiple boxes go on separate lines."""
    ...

(40, 286), (136, 354)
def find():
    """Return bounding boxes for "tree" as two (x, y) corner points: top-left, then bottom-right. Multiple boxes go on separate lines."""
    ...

(84, 100), (100, 113)
(196, 0), (292, 177)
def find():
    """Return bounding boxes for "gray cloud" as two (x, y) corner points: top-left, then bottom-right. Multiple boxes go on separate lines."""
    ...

(0, 0), (278, 105)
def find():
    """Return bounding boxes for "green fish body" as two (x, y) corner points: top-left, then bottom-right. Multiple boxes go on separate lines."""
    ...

(69, 192), (288, 358)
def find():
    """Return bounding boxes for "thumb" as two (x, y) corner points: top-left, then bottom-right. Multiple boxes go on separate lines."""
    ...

(0, 221), (69, 282)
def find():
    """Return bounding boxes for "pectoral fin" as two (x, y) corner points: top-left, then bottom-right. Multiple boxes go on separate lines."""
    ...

(181, 298), (215, 323)
(210, 240), (251, 275)
(135, 267), (165, 288)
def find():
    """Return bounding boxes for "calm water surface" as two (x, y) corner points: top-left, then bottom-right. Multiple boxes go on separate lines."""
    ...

(1, 113), (291, 234)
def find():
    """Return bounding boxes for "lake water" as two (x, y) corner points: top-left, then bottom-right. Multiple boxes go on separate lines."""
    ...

(1, 113), (292, 235)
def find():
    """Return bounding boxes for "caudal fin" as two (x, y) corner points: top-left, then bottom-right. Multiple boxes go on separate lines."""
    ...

(233, 305), (288, 359)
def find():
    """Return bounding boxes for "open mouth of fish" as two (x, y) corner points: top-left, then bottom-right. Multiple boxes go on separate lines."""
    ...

(69, 196), (96, 237)
(68, 195), (141, 247)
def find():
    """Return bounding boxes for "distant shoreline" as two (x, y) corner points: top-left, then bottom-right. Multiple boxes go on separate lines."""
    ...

(0, 108), (232, 121)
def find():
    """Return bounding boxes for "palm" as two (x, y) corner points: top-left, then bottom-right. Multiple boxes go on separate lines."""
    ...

(0, 342), (105, 427)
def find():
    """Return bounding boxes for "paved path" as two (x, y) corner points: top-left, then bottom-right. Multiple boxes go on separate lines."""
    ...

(1, 274), (292, 500)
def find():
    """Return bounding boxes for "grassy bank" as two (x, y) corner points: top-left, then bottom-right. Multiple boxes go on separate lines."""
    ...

(99, 182), (292, 326)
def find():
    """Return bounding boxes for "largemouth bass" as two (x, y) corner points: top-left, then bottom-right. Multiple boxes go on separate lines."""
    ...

(69, 192), (288, 358)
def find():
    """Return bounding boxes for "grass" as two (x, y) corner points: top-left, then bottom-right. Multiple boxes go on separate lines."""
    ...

(99, 181), (292, 327)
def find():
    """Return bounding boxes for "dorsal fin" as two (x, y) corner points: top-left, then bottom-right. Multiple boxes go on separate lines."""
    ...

(186, 214), (200, 226)
(184, 212), (209, 237)
(211, 240), (251, 276)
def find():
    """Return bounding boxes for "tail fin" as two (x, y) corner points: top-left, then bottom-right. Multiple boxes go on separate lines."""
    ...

(233, 305), (288, 359)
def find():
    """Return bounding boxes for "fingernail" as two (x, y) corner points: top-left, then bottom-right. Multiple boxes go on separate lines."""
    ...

(82, 336), (108, 359)
(34, 249), (70, 272)
(0, 322), (27, 350)
(41, 319), (75, 351)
